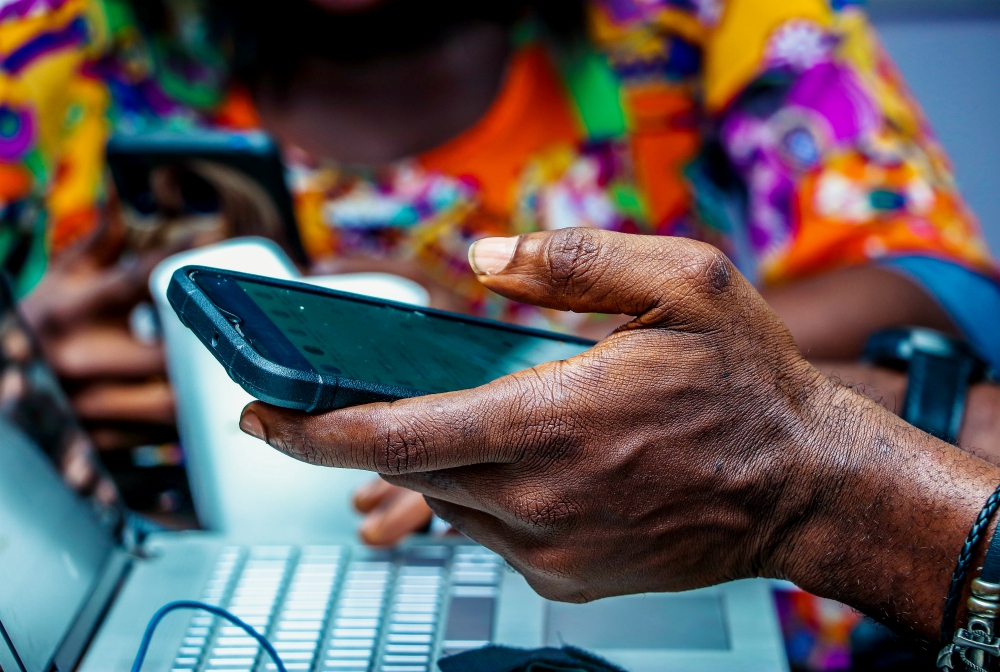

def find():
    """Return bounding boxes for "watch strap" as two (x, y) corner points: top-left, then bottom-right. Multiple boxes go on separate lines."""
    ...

(904, 349), (974, 444)
(864, 328), (987, 445)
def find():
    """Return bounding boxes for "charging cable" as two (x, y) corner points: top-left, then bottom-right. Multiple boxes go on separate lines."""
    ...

(131, 600), (287, 672)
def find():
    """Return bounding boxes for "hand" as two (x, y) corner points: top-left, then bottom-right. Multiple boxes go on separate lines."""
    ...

(20, 220), (175, 450)
(241, 229), (840, 594)
(353, 478), (434, 545)
(239, 229), (1000, 640)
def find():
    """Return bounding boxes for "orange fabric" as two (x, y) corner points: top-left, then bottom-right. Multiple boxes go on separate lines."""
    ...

(212, 87), (262, 130)
(419, 45), (581, 218)
(768, 151), (994, 283)
(625, 85), (700, 226)
(50, 206), (98, 252)
(0, 164), (32, 201)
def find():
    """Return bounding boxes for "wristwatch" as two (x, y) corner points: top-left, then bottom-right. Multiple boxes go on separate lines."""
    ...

(863, 328), (991, 445)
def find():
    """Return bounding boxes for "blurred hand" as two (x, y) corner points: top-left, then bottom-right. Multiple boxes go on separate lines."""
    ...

(353, 477), (433, 545)
(20, 219), (175, 450)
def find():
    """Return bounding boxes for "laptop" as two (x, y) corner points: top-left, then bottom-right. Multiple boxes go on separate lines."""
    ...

(0, 268), (789, 672)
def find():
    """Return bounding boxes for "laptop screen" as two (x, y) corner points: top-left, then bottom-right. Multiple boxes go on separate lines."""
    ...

(0, 418), (115, 672)
(0, 278), (120, 672)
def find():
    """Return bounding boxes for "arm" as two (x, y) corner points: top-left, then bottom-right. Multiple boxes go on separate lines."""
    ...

(240, 229), (998, 641)
(762, 264), (958, 360)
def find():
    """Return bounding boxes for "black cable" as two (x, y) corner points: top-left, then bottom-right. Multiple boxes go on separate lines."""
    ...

(941, 483), (1000, 647)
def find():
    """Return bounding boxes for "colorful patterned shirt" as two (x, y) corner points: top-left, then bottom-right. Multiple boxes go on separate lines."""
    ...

(2, 0), (999, 366)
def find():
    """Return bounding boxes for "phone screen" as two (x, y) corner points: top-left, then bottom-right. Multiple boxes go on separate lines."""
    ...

(194, 272), (594, 394)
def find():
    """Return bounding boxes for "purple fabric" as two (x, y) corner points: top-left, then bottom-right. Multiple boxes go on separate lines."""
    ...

(719, 60), (880, 256)
(0, 0), (70, 24)
(0, 105), (36, 160)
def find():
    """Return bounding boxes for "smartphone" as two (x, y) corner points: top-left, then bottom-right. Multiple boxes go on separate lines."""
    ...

(167, 267), (595, 412)
(106, 129), (308, 264)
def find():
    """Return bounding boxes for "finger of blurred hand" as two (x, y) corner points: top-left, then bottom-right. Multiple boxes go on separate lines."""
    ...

(47, 324), (165, 380)
(353, 477), (399, 513)
(71, 379), (175, 424)
(22, 253), (163, 333)
(358, 487), (433, 546)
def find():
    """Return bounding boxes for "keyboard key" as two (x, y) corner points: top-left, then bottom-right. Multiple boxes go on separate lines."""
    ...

(326, 649), (373, 659)
(273, 641), (318, 651)
(329, 639), (375, 648)
(332, 628), (378, 639)
(337, 608), (382, 618)
(173, 658), (199, 667)
(335, 618), (379, 628)
(209, 647), (258, 656)
(387, 634), (432, 644)
(389, 613), (435, 624)
(384, 645), (431, 654)
(276, 620), (324, 631)
(388, 624), (433, 634)
(392, 603), (437, 614)
(207, 657), (257, 667)
(218, 639), (256, 649)
(394, 594), (438, 604)
(383, 655), (430, 664)
(276, 631), (322, 641)
(339, 599), (383, 608)
(279, 610), (327, 620)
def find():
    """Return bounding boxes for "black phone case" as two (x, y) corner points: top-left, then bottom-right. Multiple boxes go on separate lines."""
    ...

(106, 130), (308, 265)
(167, 266), (595, 413)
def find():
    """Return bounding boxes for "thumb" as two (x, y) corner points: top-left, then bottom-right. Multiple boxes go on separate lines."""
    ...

(469, 228), (755, 332)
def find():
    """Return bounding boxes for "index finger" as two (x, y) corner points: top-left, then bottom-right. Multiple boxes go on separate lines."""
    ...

(239, 360), (579, 475)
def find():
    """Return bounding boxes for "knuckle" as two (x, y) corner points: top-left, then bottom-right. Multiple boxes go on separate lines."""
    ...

(509, 493), (579, 529)
(685, 242), (733, 295)
(374, 416), (430, 475)
(544, 227), (606, 295)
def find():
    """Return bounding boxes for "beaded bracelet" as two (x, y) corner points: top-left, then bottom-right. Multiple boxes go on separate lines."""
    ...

(939, 483), (1000, 671)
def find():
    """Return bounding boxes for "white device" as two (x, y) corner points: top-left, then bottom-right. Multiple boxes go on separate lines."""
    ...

(150, 238), (429, 536)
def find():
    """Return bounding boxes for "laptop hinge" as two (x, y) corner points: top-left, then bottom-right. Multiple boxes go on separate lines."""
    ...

(51, 548), (132, 672)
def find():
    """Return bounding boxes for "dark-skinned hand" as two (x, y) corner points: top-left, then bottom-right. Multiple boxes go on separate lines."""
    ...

(19, 217), (176, 452)
(239, 228), (1000, 641)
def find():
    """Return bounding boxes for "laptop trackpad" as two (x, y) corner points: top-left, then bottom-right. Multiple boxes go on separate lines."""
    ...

(544, 594), (729, 650)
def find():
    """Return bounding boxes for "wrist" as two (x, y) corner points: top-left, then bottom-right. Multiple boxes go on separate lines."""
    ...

(771, 378), (1000, 640)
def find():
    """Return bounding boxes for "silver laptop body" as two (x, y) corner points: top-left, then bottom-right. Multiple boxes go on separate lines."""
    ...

(0, 408), (787, 672)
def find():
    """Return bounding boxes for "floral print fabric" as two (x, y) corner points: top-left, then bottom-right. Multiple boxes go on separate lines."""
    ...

(0, 0), (995, 317)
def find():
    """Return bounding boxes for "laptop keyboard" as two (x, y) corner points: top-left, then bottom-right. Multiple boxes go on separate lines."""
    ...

(171, 544), (503, 672)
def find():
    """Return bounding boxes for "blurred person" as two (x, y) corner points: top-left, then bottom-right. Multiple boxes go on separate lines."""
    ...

(3, 0), (1000, 545)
